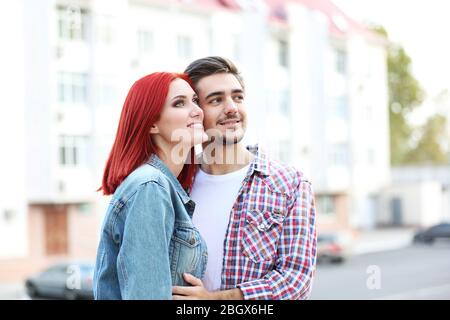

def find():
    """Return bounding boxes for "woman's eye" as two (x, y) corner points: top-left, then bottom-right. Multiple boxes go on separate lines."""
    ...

(234, 95), (244, 102)
(174, 100), (185, 108)
(193, 97), (199, 105)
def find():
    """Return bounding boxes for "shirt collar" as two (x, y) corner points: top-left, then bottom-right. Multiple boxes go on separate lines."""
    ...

(247, 144), (270, 177)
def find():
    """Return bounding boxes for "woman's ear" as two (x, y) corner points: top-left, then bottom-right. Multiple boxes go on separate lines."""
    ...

(149, 124), (159, 134)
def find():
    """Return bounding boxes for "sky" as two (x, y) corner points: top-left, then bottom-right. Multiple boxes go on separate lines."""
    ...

(334, 0), (450, 123)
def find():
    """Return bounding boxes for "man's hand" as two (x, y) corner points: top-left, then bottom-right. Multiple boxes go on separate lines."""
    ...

(172, 273), (214, 300)
(172, 273), (244, 300)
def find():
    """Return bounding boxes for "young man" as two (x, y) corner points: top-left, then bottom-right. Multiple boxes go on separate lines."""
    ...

(172, 57), (317, 300)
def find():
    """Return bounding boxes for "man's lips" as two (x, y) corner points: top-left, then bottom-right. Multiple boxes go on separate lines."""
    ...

(218, 119), (241, 125)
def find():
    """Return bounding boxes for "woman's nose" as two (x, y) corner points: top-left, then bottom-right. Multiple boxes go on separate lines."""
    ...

(190, 103), (203, 119)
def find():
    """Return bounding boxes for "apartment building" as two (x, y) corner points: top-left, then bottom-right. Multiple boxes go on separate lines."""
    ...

(0, 0), (389, 280)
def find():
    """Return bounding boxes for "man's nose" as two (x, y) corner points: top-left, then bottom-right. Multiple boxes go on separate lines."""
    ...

(224, 98), (238, 114)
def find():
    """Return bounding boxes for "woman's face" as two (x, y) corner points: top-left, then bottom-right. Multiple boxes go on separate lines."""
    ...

(151, 78), (207, 152)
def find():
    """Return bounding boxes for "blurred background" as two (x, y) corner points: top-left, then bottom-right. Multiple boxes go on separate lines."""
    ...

(0, 0), (449, 300)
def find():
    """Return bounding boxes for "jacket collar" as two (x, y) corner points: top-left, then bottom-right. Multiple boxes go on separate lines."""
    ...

(147, 154), (191, 205)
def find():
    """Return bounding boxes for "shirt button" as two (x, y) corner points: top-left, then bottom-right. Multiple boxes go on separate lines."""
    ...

(258, 224), (266, 231)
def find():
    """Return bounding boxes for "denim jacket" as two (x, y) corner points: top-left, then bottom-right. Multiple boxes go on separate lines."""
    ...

(93, 154), (208, 299)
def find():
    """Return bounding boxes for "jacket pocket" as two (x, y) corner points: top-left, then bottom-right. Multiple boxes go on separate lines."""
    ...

(169, 223), (206, 286)
(242, 209), (284, 263)
(172, 224), (201, 248)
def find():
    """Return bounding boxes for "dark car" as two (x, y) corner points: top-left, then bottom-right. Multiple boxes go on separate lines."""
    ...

(317, 233), (351, 264)
(25, 262), (94, 300)
(413, 223), (450, 244)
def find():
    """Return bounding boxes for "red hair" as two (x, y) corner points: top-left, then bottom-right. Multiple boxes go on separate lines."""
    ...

(99, 72), (197, 195)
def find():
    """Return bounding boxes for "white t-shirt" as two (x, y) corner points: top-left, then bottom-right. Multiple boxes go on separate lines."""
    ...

(191, 164), (250, 291)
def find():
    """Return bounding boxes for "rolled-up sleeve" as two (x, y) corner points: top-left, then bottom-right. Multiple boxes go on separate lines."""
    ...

(237, 180), (317, 300)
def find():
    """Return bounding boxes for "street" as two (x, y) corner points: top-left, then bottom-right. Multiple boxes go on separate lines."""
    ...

(1, 241), (450, 300)
(311, 241), (450, 300)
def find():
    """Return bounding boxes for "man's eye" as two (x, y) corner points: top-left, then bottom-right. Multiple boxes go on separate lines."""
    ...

(210, 98), (221, 104)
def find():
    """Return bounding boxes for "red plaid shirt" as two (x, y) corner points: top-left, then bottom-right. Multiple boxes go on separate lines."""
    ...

(220, 145), (317, 300)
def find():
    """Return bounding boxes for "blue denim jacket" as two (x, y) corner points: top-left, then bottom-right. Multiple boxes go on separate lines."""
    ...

(93, 154), (208, 299)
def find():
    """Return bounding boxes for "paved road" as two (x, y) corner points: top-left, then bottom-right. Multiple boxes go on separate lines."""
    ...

(2, 241), (450, 300)
(311, 241), (450, 300)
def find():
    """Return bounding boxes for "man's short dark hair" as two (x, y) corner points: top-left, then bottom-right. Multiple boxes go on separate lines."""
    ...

(184, 56), (244, 89)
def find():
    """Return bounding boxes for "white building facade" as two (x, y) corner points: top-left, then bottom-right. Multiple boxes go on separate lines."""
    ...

(379, 167), (450, 227)
(0, 0), (390, 280)
(0, 0), (28, 260)
(260, 1), (390, 232)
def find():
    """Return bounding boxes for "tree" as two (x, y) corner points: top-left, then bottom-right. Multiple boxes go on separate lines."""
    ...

(405, 115), (448, 165)
(370, 25), (426, 164)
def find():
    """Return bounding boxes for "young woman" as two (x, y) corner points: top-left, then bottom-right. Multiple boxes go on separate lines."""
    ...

(93, 72), (208, 299)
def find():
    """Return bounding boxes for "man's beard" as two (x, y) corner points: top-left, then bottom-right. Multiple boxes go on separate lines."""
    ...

(206, 128), (245, 145)
(221, 133), (243, 145)
(214, 116), (245, 145)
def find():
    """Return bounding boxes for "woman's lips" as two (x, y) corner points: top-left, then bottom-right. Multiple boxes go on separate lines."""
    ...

(187, 123), (204, 129)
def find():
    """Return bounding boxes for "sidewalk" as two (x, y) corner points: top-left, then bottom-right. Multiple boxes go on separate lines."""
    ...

(0, 282), (26, 300)
(351, 227), (416, 255)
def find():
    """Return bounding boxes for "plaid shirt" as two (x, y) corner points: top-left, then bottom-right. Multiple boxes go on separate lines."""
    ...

(220, 145), (317, 300)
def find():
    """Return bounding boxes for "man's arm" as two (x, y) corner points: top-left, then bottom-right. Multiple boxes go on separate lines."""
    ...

(212, 288), (244, 300)
(236, 180), (317, 300)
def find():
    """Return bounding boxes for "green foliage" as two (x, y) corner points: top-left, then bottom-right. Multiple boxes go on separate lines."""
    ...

(388, 46), (425, 114)
(370, 24), (448, 165)
(405, 114), (449, 164)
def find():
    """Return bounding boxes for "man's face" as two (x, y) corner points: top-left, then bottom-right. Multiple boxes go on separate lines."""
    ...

(195, 73), (247, 145)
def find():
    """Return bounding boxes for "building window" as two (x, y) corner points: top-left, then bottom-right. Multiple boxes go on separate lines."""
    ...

(368, 148), (375, 165)
(2, 209), (16, 222)
(58, 72), (88, 104)
(278, 139), (291, 163)
(58, 135), (88, 167)
(316, 195), (336, 215)
(278, 39), (289, 68)
(96, 16), (115, 45)
(365, 104), (373, 121)
(177, 35), (192, 60)
(95, 76), (117, 106)
(335, 48), (347, 75)
(137, 29), (154, 55)
(57, 5), (88, 41)
(331, 96), (349, 120)
(329, 144), (349, 167)
(278, 89), (290, 116)
(77, 203), (92, 215)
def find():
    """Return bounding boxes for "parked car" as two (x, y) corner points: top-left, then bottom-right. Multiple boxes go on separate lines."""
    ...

(413, 223), (450, 244)
(317, 233), (352, 264)
(25, 261), (94, 300)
